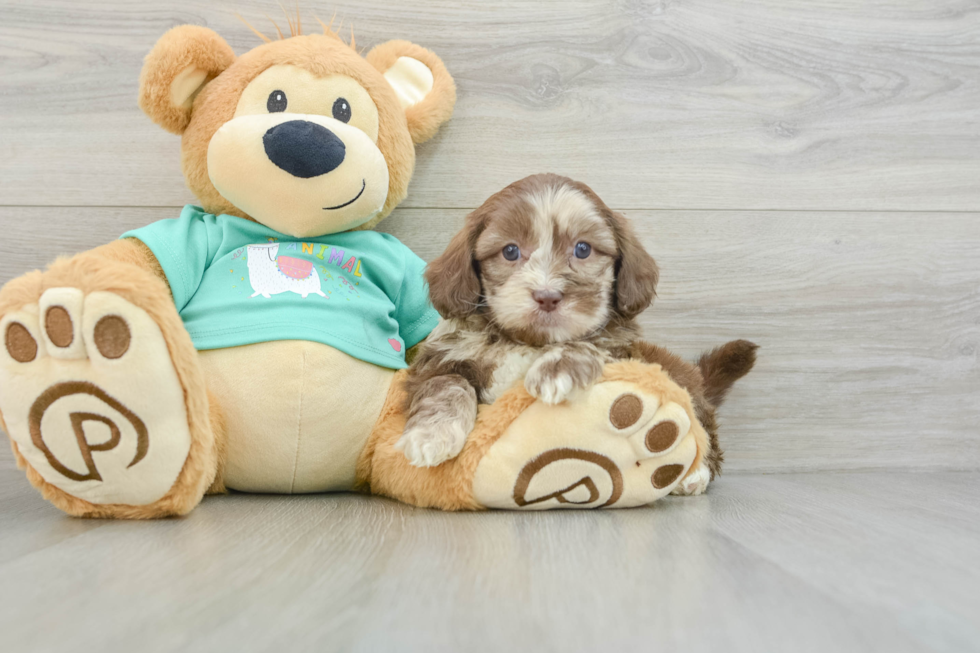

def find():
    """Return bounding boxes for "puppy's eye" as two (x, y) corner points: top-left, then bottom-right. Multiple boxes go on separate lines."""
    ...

(332, 98), (351, 123)
(267, 90), (287, 113)
(502, 244), (521, 261)
(574, 242), (592, 259)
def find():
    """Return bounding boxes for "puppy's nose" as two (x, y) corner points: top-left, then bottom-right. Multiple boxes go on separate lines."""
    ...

(263, 120), (346, 178)
(532, 289), (563, 312)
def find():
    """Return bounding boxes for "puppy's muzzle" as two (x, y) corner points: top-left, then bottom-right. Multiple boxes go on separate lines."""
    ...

(263, 120), (346, 178)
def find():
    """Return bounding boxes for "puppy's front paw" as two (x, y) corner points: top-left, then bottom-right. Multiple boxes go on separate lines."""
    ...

(524, 368), (576, 405)
(524, 347), (603, 405)
(396, 419), (469, 467)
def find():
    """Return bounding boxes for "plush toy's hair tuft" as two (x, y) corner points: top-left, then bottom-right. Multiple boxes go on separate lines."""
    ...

(265, 14), (286, 41)
(235, 8), (356, 51)
(281, 2), (301, 38)
(315, 14), (358, 50)
(236, 14), (272, 43)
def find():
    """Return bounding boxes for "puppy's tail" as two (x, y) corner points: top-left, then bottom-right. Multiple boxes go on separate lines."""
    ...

(697, 340), (758, 408)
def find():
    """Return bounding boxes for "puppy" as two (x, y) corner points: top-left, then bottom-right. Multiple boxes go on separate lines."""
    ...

(398, 173), (756, 495)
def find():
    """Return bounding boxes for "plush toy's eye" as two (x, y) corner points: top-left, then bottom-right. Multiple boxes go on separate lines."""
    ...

(267, 90), (287, 113)
(574, 242), (592, 259)
(332, 98), (351, 123)
(502, 244), (521, 261)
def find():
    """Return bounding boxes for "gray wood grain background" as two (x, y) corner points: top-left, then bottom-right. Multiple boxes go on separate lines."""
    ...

(1, 0), (978, 475)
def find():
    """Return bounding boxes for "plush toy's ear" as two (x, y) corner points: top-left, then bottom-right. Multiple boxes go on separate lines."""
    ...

(138, 25), (236, 135)
(366, 40), (456, 144)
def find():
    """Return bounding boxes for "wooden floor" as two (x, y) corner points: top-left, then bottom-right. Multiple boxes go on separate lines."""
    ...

(1, 452), (977, 653)
(1, 1), (978, 651)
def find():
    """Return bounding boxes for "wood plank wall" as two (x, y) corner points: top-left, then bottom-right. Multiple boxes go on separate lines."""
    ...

(1, 0), (978, 472)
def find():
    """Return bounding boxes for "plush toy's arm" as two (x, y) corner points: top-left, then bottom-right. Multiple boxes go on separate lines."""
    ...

(0, 239), (170, 325)
(82, 238), (168, 287)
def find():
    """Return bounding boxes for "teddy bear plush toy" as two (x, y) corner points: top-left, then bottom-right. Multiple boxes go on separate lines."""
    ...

(0, 21), (712, 518)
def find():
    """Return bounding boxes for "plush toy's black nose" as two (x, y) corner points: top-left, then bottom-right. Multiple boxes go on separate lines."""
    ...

(263, 120), (346, 178)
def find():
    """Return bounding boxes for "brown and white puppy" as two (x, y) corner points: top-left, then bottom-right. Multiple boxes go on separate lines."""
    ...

(398, 174), (756, 495)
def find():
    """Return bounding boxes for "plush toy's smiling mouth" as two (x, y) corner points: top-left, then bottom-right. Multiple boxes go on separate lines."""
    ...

(323, 179), (366, 210)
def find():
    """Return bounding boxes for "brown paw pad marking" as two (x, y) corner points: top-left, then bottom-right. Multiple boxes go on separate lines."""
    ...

(5, 322), (38, 362)
(28, 381), (148, 482)
(513, 448), (624, 508)
(652, 464), (685, 489)
(645, 421), (680, 453)
(609, 393), (643, 429)
(94, 315), (131, 359)
(45, 306), (73, 347)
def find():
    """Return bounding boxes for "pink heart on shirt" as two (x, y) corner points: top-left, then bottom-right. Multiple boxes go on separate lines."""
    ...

(388, 339), (402, 352)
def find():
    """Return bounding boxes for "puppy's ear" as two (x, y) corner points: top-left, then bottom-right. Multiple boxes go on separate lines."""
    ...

(366, 40), (457, 144)
(425, 211), (485, 319)
(138, 26), (236, 135)
(609, 211), (659, 319)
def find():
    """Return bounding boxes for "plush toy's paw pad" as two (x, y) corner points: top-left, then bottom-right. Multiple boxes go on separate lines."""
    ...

(608, 392), (691, 459)
(670, 461), (711, 495)
(0, 289), (192, 505)
(396, 419), (468, 467)
(473, 377), (702, 510)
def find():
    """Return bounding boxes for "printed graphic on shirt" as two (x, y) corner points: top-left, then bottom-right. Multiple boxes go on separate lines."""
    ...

(234, 241), (369, 302)
(245, 243), (325, 299)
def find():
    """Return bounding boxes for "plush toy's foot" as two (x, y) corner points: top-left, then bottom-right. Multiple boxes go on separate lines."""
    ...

(472, 366), (705, 509)
(0, 260), (217, 518)
(361, 361), (708, 511)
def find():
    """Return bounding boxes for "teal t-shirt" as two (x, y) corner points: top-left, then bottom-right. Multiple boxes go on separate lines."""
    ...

(122, 206), (439, 369)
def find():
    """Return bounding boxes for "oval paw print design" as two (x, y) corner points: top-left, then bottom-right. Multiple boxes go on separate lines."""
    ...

(388, 338), (402, 353)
